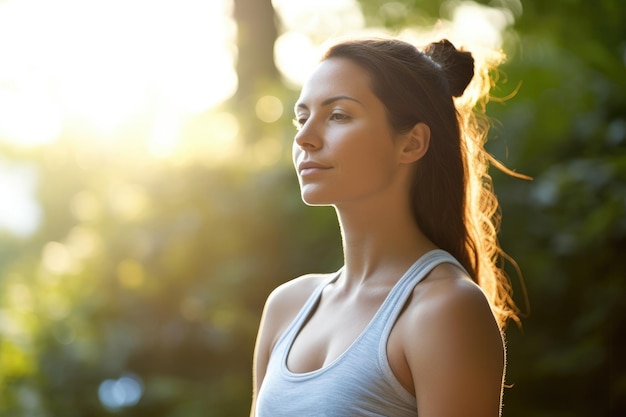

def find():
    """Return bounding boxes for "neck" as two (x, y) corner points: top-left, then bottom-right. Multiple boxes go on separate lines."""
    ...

(334, 195), (436, 287)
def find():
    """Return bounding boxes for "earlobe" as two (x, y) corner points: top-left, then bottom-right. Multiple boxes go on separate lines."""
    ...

(399, 122), (430, 164)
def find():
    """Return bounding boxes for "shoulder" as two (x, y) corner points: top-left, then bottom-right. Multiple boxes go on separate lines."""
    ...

(400, 262), (505, 416)
(411, 262), (498, 323)
(259, 272), (333, 349)
(404, 262), (503, 356)
(264, 272), (329, 316)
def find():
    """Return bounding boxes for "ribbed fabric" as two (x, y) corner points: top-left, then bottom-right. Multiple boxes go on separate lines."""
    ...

(256, 250), (465, 417)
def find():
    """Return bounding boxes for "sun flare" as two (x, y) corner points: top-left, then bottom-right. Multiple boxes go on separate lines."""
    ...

(0, 0), (237, 151)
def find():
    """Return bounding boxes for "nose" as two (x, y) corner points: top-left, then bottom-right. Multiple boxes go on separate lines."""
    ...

(294, 120), (322, 151)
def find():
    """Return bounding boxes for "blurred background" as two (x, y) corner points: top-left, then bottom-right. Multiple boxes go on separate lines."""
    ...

(0, 0), (624, 415)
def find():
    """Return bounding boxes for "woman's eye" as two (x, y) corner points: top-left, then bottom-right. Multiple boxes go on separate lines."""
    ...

(330, 113), (349, 122)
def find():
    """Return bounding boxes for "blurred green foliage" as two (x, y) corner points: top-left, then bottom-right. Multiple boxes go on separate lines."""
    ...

(0, 138), (342, 416)
(479, 1), (626, 415)
(0, 0), (624, 416)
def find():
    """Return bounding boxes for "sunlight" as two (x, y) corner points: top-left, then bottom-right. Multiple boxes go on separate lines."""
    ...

(0, 0), (236, 147)
(445, 0), (515, 49)
(0, 91), (63, 147)
(107, 182), (149, 222)
(0, 160), (42, 237)
(182, 111), (241, 164)
(273, 0), (365, 87)
(274, 32), (320, 87)
(148, 110), (183, 158)
(273, 0), (518, 90)
(273, 0), (365, 39)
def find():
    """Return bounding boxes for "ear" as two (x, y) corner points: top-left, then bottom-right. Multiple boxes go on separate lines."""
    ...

(398, 122), (430, 164)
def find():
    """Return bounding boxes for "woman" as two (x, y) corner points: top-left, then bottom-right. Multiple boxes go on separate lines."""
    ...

(250, 37), (521, 417)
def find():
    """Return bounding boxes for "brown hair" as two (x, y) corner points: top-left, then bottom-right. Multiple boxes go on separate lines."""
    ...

(323, 38), (522, 327)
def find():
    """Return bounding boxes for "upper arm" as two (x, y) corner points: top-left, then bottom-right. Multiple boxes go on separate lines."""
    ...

(250, 275), (322, 417)
(405, 279), (505, 417)
(250, 288), (283, 416)
(251, 294), (272, 399)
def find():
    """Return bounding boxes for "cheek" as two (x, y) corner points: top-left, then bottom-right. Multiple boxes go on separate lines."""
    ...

(343, 127), (394, 163)
(341, 133), (398, 180)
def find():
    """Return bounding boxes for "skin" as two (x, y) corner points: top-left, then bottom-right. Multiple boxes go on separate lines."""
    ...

(250, 57), (505, 417)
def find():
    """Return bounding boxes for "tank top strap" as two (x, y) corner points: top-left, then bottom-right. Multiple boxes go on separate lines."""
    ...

(377, 249), (466, 342)
(367, 249), (466, 397)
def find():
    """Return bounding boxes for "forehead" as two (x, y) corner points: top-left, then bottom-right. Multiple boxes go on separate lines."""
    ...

(296, 57), (375, 107)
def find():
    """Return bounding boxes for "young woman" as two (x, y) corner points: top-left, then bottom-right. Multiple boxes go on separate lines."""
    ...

(250, 37), (520, 417)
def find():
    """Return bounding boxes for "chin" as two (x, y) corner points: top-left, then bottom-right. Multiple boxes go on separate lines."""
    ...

(300, 191), (334, 207)
(301, 196), (331, 207)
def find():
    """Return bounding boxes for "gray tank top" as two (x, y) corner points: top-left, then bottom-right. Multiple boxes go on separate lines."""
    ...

(255, 250), (465, 417)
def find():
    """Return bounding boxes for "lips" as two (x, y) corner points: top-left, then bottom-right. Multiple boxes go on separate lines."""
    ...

(298, 161), (332, 176)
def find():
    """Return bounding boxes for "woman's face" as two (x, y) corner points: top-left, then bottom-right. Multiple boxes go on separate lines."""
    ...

(292, 57), (407, 207)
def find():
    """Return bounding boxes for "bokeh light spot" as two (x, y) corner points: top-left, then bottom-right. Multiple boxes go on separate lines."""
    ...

(42, 242), (73, 275)
(255, 96), (284, 123)
(446, 0), (514, 49)
(274, 32), (319, 87)
(98, 374), (144, 410)
(107, 183), (148, 221)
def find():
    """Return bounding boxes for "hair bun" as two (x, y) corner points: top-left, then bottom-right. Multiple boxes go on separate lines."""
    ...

(425, 39), (474, 97)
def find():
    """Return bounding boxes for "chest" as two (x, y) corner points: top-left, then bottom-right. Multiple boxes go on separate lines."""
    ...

(286, 286), (393, 374)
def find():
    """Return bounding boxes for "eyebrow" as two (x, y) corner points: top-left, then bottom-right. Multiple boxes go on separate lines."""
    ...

(295, 95), (362, 111)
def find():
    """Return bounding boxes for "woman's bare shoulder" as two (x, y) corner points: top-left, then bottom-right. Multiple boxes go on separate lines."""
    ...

(420, 262), (489, 299)
(260, 272), (335, 338)
(400, 263), (505, 416)
(266, 272), (332, 311)
(406, 262), (501, 340)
